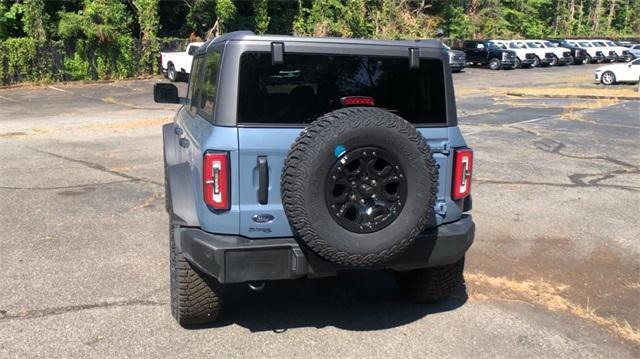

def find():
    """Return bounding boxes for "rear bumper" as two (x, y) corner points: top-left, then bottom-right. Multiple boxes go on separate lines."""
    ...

(177, 215), (475, 283)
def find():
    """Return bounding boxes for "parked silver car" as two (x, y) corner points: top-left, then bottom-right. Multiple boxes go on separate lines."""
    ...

(628, 44), (640, 59)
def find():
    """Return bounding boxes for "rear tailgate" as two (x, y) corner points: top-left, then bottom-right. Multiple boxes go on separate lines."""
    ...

(237, 127), (462, 238)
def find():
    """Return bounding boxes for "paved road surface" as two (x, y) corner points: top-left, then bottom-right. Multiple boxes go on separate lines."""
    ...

(0, 64), (638, 358)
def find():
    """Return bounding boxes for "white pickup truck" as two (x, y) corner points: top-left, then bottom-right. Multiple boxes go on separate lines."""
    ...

(530, 40), (573, 65)
(161, 42), (204, 82)
(592, 39), (633, 62)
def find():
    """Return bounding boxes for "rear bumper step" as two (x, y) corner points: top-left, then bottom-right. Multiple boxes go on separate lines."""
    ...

(176, 215), (475, 283)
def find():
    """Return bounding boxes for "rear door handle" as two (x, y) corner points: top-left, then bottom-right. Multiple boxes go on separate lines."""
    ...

(174, 126), (183, 136)
(257, 156), (268, 205)
(179, 138), (189, 148)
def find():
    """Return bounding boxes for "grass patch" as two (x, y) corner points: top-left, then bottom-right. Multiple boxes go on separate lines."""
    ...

(506, 86), (639, 99)
(467, 272), (640, 345)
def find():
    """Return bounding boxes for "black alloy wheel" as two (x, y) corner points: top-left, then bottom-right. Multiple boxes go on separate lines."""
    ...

(325, 147), (407, 234)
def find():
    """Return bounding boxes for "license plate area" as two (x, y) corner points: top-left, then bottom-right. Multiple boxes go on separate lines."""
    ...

(225, 248), (292, 282)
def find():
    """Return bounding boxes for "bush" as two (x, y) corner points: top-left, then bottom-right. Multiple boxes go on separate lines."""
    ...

(0, 37), (64, 84)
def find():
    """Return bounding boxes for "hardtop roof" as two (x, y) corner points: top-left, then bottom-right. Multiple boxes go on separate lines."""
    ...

(200, 30), (444, 51)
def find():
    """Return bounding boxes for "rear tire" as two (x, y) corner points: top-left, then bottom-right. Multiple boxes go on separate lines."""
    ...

(167, 63), (178, 82)
(488, 58), (502, 70)
(170, 225), (223, 326)
(600, 71), (616, 85)
(531, 56), (541, 68)
(396, 257), (465, 303)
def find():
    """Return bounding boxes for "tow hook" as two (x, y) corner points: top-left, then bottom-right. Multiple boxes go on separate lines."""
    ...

(248, 282), (266, 291)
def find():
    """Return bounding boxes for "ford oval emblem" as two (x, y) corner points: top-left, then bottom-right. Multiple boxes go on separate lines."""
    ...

(252, 214), (275, 223)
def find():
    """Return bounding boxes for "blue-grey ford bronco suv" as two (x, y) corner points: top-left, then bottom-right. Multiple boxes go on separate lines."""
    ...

(154, 31), (475, 326)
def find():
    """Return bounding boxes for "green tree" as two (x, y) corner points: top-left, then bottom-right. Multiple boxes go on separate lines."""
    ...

(58, 0), (135, 80)
(131, 0), (160, 74)
(253, 0), (270, 34)
(184, 0), (215, 36)
(21, 0), (49, 40)
(445, 5), (476, 38)
(1, 0), (25, 39)
(215, 0), (236, 34)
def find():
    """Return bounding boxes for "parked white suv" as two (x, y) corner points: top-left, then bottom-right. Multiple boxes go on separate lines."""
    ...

(530, 40), (573, 65)
(161, 42), (204, 82)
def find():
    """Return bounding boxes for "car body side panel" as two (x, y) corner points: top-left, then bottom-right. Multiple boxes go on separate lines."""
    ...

(177, 112), (240, 235)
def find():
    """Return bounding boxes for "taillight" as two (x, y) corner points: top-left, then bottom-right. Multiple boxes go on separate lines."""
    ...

(341, 96), (375, 107)
(452, 148), (473, 200)
(203, 151), (230, 210)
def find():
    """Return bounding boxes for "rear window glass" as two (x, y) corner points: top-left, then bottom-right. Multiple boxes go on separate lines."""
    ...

(237, 52), (447, 125)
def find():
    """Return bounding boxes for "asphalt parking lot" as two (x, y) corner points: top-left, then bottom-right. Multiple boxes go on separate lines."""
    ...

(1, 63), (638, 358)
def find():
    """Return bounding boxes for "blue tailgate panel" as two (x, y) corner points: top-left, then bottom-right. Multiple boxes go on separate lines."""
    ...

(237, 127), (466, 239)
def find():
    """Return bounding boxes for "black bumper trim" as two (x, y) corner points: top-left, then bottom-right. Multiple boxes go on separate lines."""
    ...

(177, 215), (475, 283)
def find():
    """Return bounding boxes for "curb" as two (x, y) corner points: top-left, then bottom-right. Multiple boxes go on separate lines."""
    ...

(0, 76), (163, 91)
(506, 91), (639, 101)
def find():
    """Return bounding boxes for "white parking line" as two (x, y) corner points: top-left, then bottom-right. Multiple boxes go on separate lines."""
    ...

(511, 115), (556, 125)
(0, 94), (18, 102)
(47, 85), (68, 93)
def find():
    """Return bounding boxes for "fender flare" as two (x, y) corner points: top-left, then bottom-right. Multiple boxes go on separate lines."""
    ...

(162, 123), (179, 167)
(163, 123), (200, 229)
(167, 162), (200, 228)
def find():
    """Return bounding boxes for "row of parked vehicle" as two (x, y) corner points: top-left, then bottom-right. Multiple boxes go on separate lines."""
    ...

(445, 39), (638, 72)
(161, 38), (639, 86)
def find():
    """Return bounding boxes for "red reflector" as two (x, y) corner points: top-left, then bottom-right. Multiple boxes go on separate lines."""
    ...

(340, 96), (375, 107)
(452, 148), (473, 200)
(203, 152), (230, 210)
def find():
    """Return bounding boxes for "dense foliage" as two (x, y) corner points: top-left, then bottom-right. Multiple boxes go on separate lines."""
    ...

(0, 0), (638, 84)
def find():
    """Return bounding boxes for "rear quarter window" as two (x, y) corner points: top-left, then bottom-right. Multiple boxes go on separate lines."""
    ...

(237, 52), (447, 126)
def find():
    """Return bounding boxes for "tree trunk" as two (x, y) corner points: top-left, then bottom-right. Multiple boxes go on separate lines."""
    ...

(592, 0), (603, 32)
(606, 0), (617, 30)
(576, 0), (584, 34)
(568, 0), (575, 34)
(552, 0), (563, 34)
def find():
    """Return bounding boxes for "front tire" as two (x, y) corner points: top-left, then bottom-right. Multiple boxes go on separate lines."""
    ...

(514, 57), (522, 68)
(170, 225), (223, 326)
(600, 71), (616, 85)
(396, 257), (465, 303)
(584, 54), (592, 64)
(549, 55), (559, 66)
(488, 58), (502, 70)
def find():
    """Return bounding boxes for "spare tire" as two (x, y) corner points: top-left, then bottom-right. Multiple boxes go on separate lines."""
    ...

(281, 107), (438, 266)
